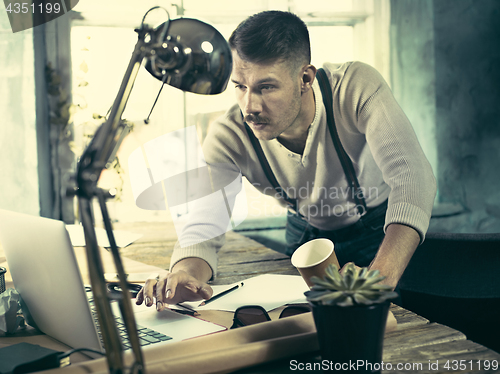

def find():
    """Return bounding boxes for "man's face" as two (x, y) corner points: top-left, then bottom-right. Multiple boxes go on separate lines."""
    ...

(231, 52), (304, 141)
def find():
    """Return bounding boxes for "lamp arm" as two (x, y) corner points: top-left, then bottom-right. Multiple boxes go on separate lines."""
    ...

(70, 7), (232, 372)
(77, 41), (148, 374)
(77, 6), (170, 197)
(73, 10), (171, 374)
(77, 23), (169, 197)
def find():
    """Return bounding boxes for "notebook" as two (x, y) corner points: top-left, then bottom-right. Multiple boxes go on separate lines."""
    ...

(0, 209), (226, 356)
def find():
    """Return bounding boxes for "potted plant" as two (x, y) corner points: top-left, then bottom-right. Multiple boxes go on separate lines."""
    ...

(305, 263), (398, 374)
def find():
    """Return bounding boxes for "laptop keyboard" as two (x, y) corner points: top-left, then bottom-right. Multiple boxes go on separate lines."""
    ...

(87, 294), (172, 350)
(116, 317), (172, 349)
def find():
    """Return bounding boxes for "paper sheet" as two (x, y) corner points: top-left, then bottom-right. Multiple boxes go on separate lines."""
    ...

(181, 274), (309, 312)
(66, 224), (143, 248)
(0, 288), (25, 333)
(111, 301), (226, 341)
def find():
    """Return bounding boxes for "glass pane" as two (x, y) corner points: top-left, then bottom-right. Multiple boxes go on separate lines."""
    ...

(294, 0), (354, 13)
(71, 26), (186, 223)
(70, 6), (355, 223)
(310, 26), (354, 66)
(183, 0), (265, 14)
(73, 0), (163, 14)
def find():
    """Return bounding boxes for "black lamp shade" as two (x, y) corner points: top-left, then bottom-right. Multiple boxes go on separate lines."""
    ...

(145, 18), (232, 95)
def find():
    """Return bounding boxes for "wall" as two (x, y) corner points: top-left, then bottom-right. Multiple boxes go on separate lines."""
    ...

(389, 0), (437, 190)
(0, 8), (40, 215)
(432, 0), (500, 232)
(0, 6), (76, 221)
(390, 0), (500, 233)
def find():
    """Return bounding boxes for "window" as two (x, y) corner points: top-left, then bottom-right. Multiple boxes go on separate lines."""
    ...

(69, 0), (390, 224)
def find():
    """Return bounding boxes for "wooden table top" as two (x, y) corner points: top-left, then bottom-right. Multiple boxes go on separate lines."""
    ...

(114, 221), (299, 284)
(1, 221), (499, 373)
(115, 222), (500, 373)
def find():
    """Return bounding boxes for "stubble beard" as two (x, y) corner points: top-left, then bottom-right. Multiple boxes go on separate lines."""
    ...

(246, 89), (303, 141)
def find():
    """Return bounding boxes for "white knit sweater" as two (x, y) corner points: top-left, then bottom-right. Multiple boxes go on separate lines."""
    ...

(169, 61), (437, 277)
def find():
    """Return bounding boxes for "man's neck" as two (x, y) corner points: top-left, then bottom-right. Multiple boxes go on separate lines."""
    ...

(278, 132), (309, 155)
(277, 88), (316, 155)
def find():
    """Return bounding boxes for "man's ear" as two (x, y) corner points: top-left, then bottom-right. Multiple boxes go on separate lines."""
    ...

(301, 65), (317, 93)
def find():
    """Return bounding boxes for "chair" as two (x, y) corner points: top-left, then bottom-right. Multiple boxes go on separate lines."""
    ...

(399, 232), (500, 353)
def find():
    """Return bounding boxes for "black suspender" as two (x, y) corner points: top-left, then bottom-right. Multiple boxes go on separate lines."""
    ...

(244, 67), (367, 217)
(316, 68), (367, 216)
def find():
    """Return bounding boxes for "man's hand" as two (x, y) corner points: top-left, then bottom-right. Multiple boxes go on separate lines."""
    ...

(135, 270), (213, 311)
(339, 224), (420, 290)
(135, 257), (214, 311)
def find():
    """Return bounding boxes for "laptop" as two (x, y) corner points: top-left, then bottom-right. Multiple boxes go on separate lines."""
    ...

(0, 209), (226, 356)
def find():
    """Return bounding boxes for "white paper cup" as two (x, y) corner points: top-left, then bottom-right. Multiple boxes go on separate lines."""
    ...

(291, 238), (339, 288)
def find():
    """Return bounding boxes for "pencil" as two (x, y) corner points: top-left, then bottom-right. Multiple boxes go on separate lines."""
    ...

(198, 282), (244, 307)
(170, 308), (199, 316)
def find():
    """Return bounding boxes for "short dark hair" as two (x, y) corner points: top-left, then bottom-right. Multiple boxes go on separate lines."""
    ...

(229, 11), (311, 70)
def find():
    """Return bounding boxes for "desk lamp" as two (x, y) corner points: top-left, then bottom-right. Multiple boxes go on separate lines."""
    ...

(68, 7), (232, 373)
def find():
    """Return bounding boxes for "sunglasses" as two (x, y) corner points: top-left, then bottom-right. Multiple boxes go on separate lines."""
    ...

(231, 304), (311, 329)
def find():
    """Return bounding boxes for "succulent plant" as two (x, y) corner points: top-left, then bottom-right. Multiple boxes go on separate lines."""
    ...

(305, 263), (398, 307)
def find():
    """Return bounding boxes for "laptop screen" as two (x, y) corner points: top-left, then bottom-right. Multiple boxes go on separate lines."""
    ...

(0, 209), (102, 352)
(0, 209), (226, 354)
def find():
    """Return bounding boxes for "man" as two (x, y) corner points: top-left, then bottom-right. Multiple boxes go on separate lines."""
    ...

(136, 11), (436, 311)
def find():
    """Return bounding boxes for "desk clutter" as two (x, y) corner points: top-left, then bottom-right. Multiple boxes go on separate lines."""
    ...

(0, 342), (67, 374)
(0, 288), (25, 335)
(1, 217), (500, 373)
(0, 267), (6, 294)
(180, 274), (309, 312)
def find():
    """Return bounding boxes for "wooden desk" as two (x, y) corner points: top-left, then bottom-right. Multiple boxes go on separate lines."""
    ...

(1, 222), (499, 373)
(114, 222), (500, 373)
(114, 222), (298, 285)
